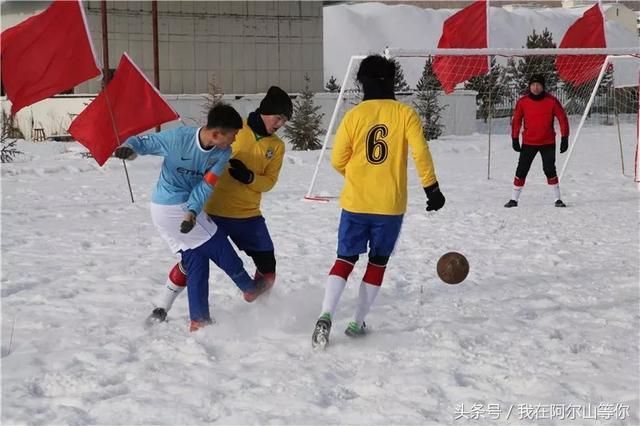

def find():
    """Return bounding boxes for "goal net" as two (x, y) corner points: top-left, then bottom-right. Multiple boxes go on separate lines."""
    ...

(306, 48), (640, 201)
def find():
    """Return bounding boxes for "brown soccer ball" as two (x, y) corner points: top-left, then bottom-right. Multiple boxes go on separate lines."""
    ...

(436, 252), (469, 285)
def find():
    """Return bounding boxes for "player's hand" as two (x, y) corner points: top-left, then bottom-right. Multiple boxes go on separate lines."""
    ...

(424, 182), (445, 212)
(560, 136), (568, 154)
(180, 210), (196, 233)
(114, 146), (136, 160)
(228, 158), (254, 184)
(511, 138), (521, 152)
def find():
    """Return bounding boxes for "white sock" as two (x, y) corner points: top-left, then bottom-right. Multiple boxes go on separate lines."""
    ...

(158, 280), (185, 311)
(320, 274), (347, 319)
(511, 186), (523, 201)
(550, 183), (561, 201)
(354, 281), (381, 326)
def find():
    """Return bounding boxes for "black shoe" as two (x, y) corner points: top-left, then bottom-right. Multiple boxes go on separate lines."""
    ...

(504, 199), (518, 208)
(146, 307), (167, 325)
(555, 200), (567, 208)
(312, 314), (332, 350)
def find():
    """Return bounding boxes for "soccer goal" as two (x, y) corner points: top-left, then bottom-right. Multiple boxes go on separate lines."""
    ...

(305, 48), (640, 201)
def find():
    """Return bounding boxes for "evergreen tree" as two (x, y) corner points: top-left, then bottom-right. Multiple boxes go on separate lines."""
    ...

(325, 75), (341, 92)
(413, 57), (447, 140)
(391, 58), (411, 93)
(1, 110), (23, 163)
(505, 28), (559, 96)
(201, 74), (224, 124)
(464, 57), (509, 123)
(284, 74), (325, 150)
(416, 56), (442, 92)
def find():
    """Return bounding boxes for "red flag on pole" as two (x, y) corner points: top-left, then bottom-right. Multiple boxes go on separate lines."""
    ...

(0, 0), (101, 115)
(69, 53), (179, 166)
(555, 4), (607, 85)
(433, 0), (489, 94)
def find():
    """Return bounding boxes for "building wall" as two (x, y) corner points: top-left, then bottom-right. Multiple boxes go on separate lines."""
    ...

(1, 1), (324, 95)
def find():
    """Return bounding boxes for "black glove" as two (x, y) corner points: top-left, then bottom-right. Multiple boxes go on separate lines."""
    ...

(560, 136), (568, 153)
(424, 182), (445, 212)
(228, 158), (254, 184)
(180, 210), (196, 234)
(512, 138), (521, 152)
(114, 146), (135, 160)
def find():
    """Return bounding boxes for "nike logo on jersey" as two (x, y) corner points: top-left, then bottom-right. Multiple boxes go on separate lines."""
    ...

(181, 156), (190, 161)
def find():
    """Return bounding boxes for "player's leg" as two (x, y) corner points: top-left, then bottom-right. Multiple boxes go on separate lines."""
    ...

(347, 214), (403, 337)
(540, 144), (565, 207)
(506, 145), (538, 207)
(148, 262), (187, 323)
(197, 229), (257, 295)
(211, 215), (276, 301)
(313, 210), (367, 348)
(180, 249), (213, 331)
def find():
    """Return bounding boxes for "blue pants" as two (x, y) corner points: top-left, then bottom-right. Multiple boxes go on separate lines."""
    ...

(210, 215), (274, 252)
(181, 230), (255, 321)
(337, 210), (403, 257)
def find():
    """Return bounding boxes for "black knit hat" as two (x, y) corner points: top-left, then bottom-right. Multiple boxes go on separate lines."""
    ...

(529, 74), (546, 88)
(258, 86), (293, 120)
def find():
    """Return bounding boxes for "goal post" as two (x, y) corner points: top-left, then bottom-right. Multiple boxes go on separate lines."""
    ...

(306, 47), (639, 200)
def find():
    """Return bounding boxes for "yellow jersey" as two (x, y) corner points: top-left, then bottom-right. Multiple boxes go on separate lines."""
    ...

(332, 99), (437, 215)
(205, 121), (284, 218)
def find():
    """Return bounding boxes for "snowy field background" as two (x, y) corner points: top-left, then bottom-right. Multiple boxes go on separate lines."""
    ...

(2, 118), (638, 424)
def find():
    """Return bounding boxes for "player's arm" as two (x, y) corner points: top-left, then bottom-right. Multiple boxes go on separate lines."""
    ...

(184, 149), (231, 219)
(330, 118), (352, 176)
(406, 109), (444, 211)
(511, 99), (524, 139)
(115, 129), (178, 159)
(553, 97), (570, 137)
(406, 110), (437, 188)
(247, 143), (285, 193)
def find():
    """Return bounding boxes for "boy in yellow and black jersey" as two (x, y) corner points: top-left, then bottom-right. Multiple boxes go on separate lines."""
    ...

(312, 55), (446, 349)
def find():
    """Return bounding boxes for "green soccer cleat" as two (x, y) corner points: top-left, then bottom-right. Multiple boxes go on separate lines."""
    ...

(312, 312), (332, 349)
(344, 321), (366, 337)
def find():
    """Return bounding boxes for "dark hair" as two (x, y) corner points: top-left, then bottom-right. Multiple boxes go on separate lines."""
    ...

(206, 103), (243, 130)
(356, 54), (396, 100)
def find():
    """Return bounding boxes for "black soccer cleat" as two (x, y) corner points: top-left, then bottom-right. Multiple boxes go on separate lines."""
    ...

(146, 307), (167, 326)
(555, 200), (567, 208)
(312, 313), (332, 350)
(504, 199), (518, 208)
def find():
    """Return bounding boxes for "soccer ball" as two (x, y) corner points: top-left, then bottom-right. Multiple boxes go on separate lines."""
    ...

(436, 252), (469, 285)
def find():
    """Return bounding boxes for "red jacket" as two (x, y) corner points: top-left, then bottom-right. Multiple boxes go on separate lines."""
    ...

(511, 93), (569, 146)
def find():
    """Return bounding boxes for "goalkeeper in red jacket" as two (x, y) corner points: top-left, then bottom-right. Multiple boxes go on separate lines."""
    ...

(505, 74), (570, 208)
(311, 55), (446, 349)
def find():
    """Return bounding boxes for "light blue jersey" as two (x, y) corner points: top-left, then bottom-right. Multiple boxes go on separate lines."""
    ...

(124, 127), (230, 215)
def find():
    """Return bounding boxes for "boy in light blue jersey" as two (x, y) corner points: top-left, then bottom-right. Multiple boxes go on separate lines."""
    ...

(115, 104), (262, 332)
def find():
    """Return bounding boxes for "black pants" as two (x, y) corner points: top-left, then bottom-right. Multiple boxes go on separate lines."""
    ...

(515, 144), (557, 183)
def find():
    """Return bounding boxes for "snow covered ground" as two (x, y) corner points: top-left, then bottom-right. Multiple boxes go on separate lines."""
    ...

(1, 121), (638, 424)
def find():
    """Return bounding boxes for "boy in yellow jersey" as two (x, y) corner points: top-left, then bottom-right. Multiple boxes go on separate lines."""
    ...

(311, 55), (446, 349)
(147, 87), (292, 323)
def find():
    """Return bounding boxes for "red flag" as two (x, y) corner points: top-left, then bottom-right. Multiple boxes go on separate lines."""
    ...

(1, 0), (101, 115)
(433, 0), (489, 94)
(555, 4), (607, 85)
(69, 54), (179, 166)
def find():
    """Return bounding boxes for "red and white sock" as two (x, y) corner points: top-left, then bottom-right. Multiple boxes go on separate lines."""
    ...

(158, 262), (186, 311)
(354, 262), (385, 326)
(511, 177), (525, 201)
(548, 177), (561, 201)
(320, 258), (355, 319)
